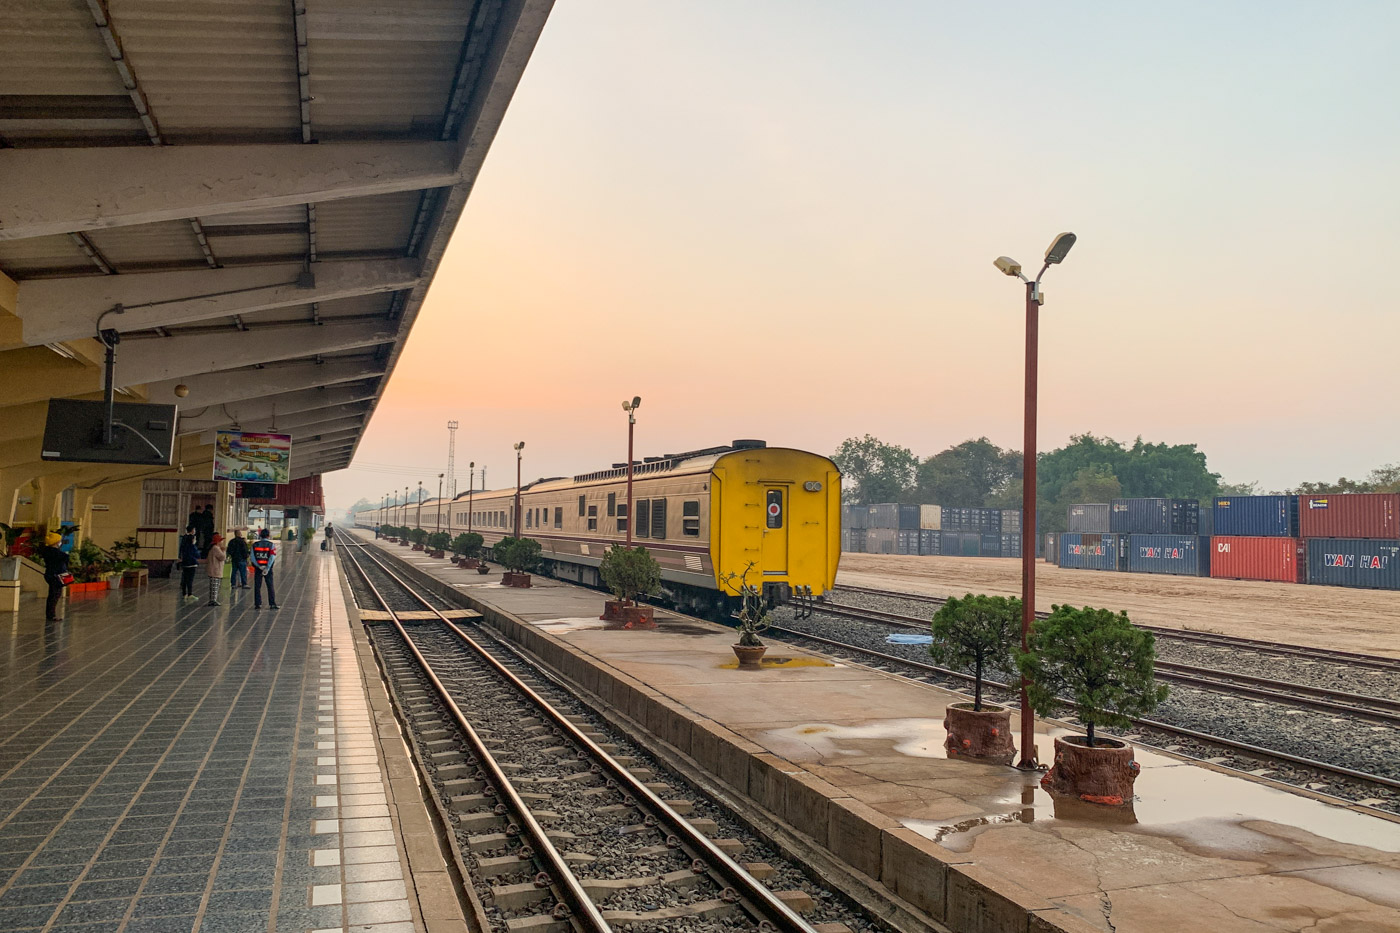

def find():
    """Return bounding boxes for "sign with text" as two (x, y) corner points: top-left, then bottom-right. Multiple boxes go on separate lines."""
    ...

(214, 431), (292, 484)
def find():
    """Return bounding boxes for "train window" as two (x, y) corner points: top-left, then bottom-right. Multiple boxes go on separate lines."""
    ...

(634, 500), (650, 538)
(588, 517), (598, 531)
(554, 507), (562, 528)
(650, 498), (667, 539)
(616, 502), (628, 533)
(587, 505), (597, 518)
(525, 511), (532, 529)
(682, 500), (700, 536)
(607, 492), (616, 517)
(578, 495), (586, 517)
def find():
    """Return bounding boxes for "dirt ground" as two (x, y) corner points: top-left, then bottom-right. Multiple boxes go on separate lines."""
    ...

(837, 554), (1400, 658)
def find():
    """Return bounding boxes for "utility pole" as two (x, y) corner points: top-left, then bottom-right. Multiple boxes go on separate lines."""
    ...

(416, 480), (423, 531)
(513, 443), (525, 536)
(621, 397), (641, 545)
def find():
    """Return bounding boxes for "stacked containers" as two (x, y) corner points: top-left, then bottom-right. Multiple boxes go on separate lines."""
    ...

(980, 533), (1002, 557)
(898, 504), (921, 530)
(1300, 493), (1400, 590)
(919, 529), (942, 555)
(1001, 533), (1022, 558)
(1109, 498), (1199, 535)
(1001, 510), (1023, 534)
(1305, 539), (1400, 590)
(865, 503), (899, 530)
(1067, 504), (1110, 533)
(1127, 535), (1211, 576)
(896, 530), (920, 555)
(1213, 495), (1298, 537)
(1058, 533), (1127, 571)
(866, 528), (897, 554)
(1298, 493), (1399, 539)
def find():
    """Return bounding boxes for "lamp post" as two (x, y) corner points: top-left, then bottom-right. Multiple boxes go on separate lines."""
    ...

(415, 480), (423, 532)
(621, 396), (641, 545)
(467, 461), (475, 535)
(513, 442), (525, 536)
(994, 231), (1077, 770)
(402, 486), (408, 527)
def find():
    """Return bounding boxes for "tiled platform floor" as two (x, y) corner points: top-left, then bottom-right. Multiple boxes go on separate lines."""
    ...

(0, 547), (423, 933)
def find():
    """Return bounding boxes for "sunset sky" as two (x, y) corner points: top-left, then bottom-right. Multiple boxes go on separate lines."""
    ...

(326, 1), (1399, 510)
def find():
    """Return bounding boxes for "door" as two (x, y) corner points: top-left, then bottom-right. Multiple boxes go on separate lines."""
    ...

(761, 486), (788, 574)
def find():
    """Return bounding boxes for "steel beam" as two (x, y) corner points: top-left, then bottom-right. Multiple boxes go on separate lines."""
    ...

(18, 258), (420, 345)
(147, 359), (384, 410)
(0, 141), (459, 240)
(185, 394), (372, 436)
(200, 412), (366, 447)
(116, 320), (396, 387)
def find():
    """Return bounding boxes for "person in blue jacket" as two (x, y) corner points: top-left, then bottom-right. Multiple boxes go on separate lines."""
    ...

(178, 526), (201, 599)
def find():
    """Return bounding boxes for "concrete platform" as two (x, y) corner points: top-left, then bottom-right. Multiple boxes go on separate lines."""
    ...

(0, 546), (464, 933)
(359, 533), (1400, 933)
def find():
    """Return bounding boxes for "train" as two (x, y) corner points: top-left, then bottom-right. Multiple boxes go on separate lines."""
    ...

(355, 440), (842, 615)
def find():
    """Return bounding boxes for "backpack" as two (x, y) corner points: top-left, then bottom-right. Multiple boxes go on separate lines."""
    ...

(251, 539), (276, 571)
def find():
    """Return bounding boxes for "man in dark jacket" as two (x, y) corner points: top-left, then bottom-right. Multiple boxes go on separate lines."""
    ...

(226, 529), (250, 589)
(250, 528), (279, 610)
(38, 531), (70, 622)
(178, 526), (201, 599)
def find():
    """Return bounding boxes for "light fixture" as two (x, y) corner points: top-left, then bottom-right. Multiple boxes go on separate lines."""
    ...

(1044, 232), (1077, 265)
(994, 256), (1023, 278)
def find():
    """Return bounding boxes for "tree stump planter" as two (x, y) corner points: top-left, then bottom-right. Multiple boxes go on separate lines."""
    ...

(461, 557), (481, 569)
(619, 605), (655, 629)
(501, 572), (531, 588)
(601, 599), (626, 622)
(428, 550), (445, 559)
(943, 703), (1015, 764)
(476, 564), (491, 575)
(732, 644), (767, 668)
(1040, 736), (1140, 806)
(412, 544), (424, 551)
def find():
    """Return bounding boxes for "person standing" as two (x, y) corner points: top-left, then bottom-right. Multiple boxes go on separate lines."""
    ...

(197, 504), (216, 555)
(324, 522), (335, 551)
(226, 529), (250, 589)
(251, 528), (279, 610)
(178, 526), (200, 599)
(38, 532), (71, 622)
(205, 534), (227, 606)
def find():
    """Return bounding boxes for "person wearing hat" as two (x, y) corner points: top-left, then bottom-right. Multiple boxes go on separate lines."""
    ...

(178, 526), (201, 599)
(205, 533), (227, 607)
(38, 531), (71, 622)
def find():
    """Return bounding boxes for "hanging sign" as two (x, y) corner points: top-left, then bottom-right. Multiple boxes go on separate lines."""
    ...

(213, 431), (292, 484)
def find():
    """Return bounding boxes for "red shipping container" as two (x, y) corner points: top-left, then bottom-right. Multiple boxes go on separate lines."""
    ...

(1209, 537), (1303, 583)
(1297, 493), (1399, 539)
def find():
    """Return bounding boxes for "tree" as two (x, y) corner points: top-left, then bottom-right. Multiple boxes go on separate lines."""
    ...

(1017, 605), (1168, 747)
(347, 497), (375, 516)
(1289, 463), (1400, 495)
(832, 435), (917, 504)
(1217, 480), (1261, 496)
(599, 545), (661, 605)
(1040, 465), (1123, 533)
(450, 532), (483, 558)
(915, 438), (1021, 507)
(408, 527), (428, 546)
(494, 536), (541, 573)
(426, 531), (451, 551)
(929, 594), (1020, 711)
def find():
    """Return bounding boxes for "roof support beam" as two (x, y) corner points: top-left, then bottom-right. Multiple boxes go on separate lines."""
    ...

(147, 359), (384, 410)
(199, 412), (365, 446)
(18, 258), (420, 345)
(0, 141), (459, 240)
(189, 398), (370, 439)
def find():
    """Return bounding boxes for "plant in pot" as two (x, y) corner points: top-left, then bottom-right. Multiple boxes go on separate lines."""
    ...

(720, 563), (769, 667)
(495, 536), (540, 587)
(425, 531), (451, 559)
(451, 532), (483, 568)
(299, 524), (315, 550)
(379, 523), (395, 542)
(598, 545), (661, 628)
(408, 527), (428, 550)
(0, 522), (24, 581)
(1017, 604), (1168, 806)
(930, 594), (1021, 764)
(111, 536), (147, 587)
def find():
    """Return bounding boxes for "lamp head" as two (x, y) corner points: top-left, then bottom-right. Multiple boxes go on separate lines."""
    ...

(1044, 232), (1077, 264)
(994, 256), (1023, 277)
(514, 441), (524, 452)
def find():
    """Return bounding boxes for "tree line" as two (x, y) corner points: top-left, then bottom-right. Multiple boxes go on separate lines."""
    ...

(832, 434), (1397, 534)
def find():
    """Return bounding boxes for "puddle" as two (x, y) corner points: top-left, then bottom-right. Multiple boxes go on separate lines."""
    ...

(717, 656), (835, 670)
(530, 617), (610, 633)
(761, 718), (950, 759)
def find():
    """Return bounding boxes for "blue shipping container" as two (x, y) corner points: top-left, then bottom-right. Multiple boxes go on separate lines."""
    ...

(1109, 499), (1199, 535)
(1127, 535), (1211, 576)
(1305, 539), (1400, 590)
(1212, 495), (1298, 537)
(1058, 533), (1126, 571)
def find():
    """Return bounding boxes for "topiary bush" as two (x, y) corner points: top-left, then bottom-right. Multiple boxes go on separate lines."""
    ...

(1017, 604), (1168, 747)
(599, 545), (661, 605)
(408, 527), (428, 546)
(930, 594), (1021, 711)
(450, 532), (483, 558)
(495, 536), (541, 573)
(426, 531), (451, 552)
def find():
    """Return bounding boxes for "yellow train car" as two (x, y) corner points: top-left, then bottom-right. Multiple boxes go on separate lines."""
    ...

(357, 440), (841, 615)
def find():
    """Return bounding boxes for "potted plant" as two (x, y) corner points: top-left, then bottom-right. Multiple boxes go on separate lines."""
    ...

(111, 537), (148, 588)
(720, 563), (769, 667)
(0, 523), (22, 581)
(598, 545), (661, 628)
(379, 523), (396, 542)
(495, 536), (540, 587)
(425, 531), (451, 559)
(408, 528), (427, 550)
(1017, 605), (1168, 806)
(451, 532), (483, 568)
(299, 524), (315, 551)
(930, 594), (1021, 764)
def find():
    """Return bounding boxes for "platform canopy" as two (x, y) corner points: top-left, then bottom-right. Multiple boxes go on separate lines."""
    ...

(0, 0), (551, 481)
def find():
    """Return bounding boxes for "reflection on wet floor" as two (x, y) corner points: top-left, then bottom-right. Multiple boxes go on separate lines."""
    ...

(716, 656), (835, 670)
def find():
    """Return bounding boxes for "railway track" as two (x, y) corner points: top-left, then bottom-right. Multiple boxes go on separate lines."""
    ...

(834, 584), (1400, 673)
(337, 540), (845, 933)
(812, 599), (1400, 727)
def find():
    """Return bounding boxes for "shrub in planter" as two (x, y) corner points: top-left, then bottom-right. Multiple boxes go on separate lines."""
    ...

(451, 532), (483, 567)
(598, 546), (661, 628)
(495, 536), (541, 587)
(1018, 605), (1168, 805)
(408, 527), (428, 550)
(930, 594), (1020, 763)
(425, 531), (451, 558)
(719, 562), (769, 667)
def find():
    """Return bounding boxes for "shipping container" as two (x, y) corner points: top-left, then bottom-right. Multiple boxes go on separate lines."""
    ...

(941, 531), (982, 556)
(898, 504), (921, 531)
(941, 507), (1002, 533)
(1066, 504), (1110, 533)
(896, 530), (920, 555)
(1298, 494), (1400, 540)
(866, 503), (900, 530)
(865, 528), (897, 554)
(1212, 495), (1297, 537)
(1306, 538), (1400, 590)
(980, 533), (1002, 557)
(1001, 533), (1022, 558)
(919, 504), (942, 530)
(1042, 533), (1058, 564)
(1126, 535), (1210, 576)
(1109, 498), (1199, 535)
(1000, 510), (1023, 534)
(1196, 503), (1213, 538)
(1209, 537), (1302, 583)
(919, 529), (941, 555)
(843, 505), (869, 530)
(1058, 533), (1127, 571)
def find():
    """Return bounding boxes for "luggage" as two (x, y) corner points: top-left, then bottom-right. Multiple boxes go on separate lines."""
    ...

(320, 540), (327, 551)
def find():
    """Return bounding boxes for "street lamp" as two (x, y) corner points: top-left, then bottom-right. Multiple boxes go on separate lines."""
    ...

(513, 442), (525, 536)
(995, 231), (1077, 770)
(437, 473), (444, 534)
(467, 461), (475, 535)
(402, 486), (408, 527)
(415, 480), (423, 532)
(621, 396), (641, 545)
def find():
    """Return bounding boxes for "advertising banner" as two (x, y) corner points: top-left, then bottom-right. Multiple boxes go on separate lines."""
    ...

(214, 431), (292, 484)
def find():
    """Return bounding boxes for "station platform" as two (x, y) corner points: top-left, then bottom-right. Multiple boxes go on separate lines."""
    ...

(357, 533), (1400, 933)
(0, 546), (465, 933)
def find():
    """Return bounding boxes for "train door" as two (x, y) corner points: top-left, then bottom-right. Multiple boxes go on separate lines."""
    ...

(761, 486), (788, 574)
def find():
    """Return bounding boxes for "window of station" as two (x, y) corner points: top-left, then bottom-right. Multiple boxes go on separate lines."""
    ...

(682, 500), (700, 536)
(650, 498), (667, 539)
(634, 500), (650, 538)
(554, 507), (562, 528)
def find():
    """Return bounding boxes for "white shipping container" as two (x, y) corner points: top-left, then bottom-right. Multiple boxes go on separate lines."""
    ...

(919, 504), (942, 530)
